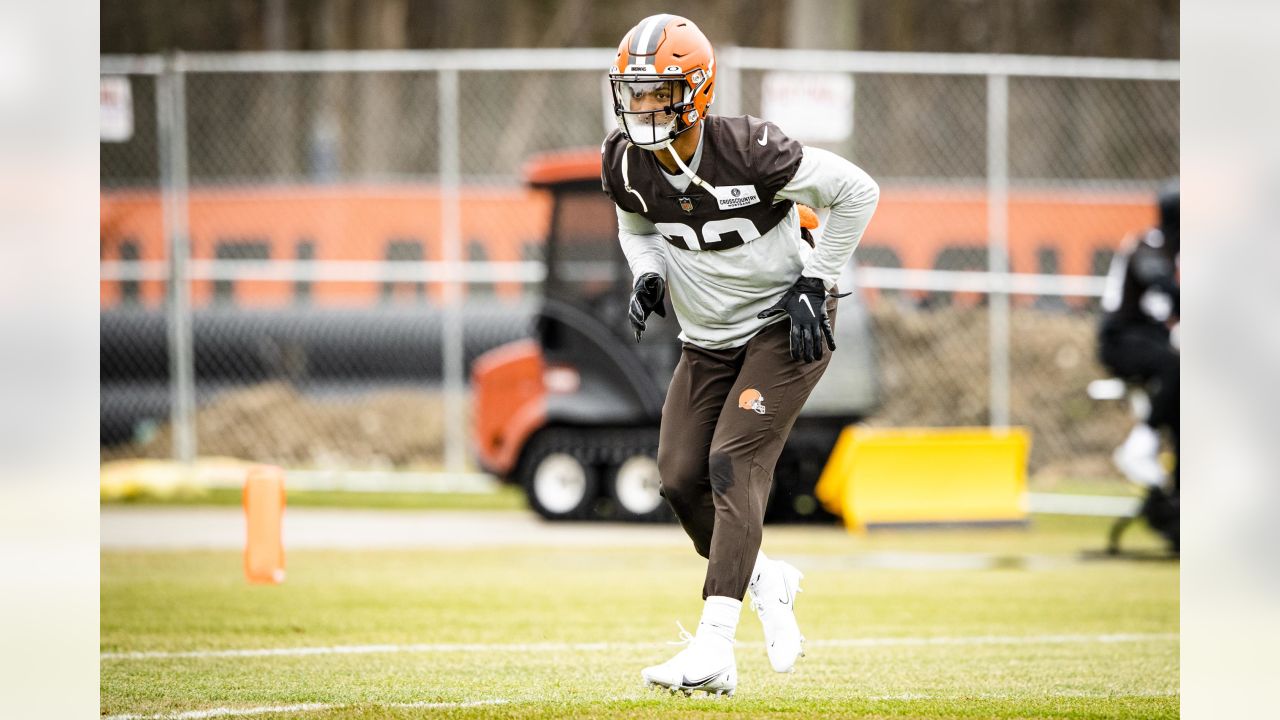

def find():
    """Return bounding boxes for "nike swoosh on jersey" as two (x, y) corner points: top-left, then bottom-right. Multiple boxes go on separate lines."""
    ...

(757, 127), (769, 146)
(799, 294), (816, 316)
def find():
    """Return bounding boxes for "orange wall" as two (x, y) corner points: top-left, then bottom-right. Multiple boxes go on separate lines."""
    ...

(100, 185), (550, 307)
(101, 185), (1152, 308)
(866, 188), (1153, 275)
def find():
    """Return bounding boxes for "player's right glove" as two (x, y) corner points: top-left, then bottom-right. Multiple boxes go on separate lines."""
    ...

(629, 272), (667, 342)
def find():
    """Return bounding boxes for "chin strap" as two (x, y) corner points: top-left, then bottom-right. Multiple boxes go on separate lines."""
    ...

(666, 142), (718, 196)
(620, 144), (649, 213)
(622, 130), (716, 213)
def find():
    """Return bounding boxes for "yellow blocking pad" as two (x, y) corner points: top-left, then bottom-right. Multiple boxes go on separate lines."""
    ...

(100, 457), (255, 501)
(815, 427), (1030, 531)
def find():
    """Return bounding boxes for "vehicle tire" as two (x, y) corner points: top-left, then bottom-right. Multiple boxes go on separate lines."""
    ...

(609, 452), (671, 522)
(520, 435), (598, 521)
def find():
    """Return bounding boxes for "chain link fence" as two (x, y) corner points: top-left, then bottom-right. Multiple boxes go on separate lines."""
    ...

(100, 49), (1177, 480)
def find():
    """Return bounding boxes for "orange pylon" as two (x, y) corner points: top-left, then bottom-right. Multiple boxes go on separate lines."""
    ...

(243, 465), (286, 584)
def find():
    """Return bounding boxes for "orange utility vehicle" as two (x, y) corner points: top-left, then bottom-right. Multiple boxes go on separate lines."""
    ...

(471, 149), (880, 522)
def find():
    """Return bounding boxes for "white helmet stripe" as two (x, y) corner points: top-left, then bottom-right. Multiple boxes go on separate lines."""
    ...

(629, 14), (671, 62)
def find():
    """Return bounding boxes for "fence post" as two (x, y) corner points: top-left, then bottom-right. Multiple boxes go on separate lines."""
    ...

(986, 72), (1011, 429)
(718, 46), (743, 118)
(157, 53), (197, 464)
(438, 67), (466, 473)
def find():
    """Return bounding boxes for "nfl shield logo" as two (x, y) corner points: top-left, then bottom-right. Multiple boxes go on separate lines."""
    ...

(678, 196), (694, 213)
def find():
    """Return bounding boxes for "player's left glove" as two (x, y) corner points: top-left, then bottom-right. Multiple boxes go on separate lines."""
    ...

(757, 276), (843, 363)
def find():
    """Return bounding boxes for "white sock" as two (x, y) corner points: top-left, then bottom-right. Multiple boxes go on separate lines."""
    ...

(698, 596), (742, 646)
(1117, 424), (1166, 487)
(1123, 424), (1160, 455)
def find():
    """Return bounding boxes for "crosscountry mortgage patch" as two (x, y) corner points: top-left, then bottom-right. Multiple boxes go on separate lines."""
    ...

(714, 185), (760, 210)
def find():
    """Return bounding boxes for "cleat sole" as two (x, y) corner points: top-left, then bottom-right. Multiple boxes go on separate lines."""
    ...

(644, 681), (737, 697)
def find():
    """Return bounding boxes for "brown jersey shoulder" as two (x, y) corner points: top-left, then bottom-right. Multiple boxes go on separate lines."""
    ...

(601, 117), (804, 252)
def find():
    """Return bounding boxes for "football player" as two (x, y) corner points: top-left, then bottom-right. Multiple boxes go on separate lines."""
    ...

(1098, 181), (1179, 548)
(601, 14), (880, 696)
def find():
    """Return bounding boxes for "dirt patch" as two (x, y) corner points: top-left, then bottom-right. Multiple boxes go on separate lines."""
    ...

(102, 383), (454, 470)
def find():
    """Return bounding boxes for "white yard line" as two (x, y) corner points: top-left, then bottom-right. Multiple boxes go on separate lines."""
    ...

(814, 632), (1178, 648)
(102, 632), (1177, 661)
(104, 689), (1181, 719)
(864, 690), (1178, 701)
(105, 699), (508, 720)
(105, 702), (331, 720)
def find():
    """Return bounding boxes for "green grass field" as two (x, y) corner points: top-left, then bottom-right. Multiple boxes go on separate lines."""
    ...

(102, 513), (1177, 719)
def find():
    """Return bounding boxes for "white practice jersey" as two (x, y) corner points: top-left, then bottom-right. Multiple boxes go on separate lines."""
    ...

(602, 115), (879, 349)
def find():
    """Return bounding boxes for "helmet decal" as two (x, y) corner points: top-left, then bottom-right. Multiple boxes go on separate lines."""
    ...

(737, 389), (767, 415)
(627, 13), (673, 62)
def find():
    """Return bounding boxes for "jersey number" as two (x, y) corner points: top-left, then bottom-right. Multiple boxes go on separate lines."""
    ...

(655, 218), (762, 251)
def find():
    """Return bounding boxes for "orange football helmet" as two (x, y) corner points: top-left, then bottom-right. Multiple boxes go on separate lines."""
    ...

(609, 14), (716, 150)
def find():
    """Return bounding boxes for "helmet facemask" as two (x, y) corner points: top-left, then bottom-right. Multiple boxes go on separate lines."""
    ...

(611, 76), (694, 150)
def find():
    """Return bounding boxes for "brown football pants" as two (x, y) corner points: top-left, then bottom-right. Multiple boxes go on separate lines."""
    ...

(657, 301), (835, 600)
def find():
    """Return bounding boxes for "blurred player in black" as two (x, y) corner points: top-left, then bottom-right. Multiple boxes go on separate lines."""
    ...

(1098, 181), (1179, 548)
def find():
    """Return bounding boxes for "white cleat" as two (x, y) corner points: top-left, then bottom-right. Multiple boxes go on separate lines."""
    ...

(640, 622), (737, 697)
(750, 559), (806, 673)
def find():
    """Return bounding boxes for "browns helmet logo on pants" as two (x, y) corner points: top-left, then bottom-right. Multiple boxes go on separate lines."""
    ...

(737, 388), (766, 415)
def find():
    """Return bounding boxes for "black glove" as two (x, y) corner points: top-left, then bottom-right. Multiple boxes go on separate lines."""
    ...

(629, 272), (667, 342)
(757, 276), (842, 363)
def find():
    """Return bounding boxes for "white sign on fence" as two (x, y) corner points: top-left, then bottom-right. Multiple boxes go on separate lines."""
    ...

(761, 71), (853, 143)
(100, 75), (133, 143)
